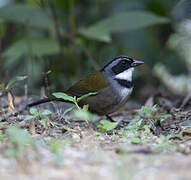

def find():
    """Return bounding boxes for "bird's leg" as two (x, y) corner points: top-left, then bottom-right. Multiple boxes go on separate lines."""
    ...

(106, 115), (115, 122)
(106, 114), (122, 130)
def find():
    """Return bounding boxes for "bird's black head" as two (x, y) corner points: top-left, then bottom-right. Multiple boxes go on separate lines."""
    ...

(101, 55), (144, 89)
(102, 56), (144, 76)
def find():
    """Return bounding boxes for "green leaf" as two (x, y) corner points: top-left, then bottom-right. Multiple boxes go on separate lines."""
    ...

(0, 84), (5, 91)
(0, 4), (54, 31)
(74, 106), (98, 123)
(79, 27), (111, 43)
(97, 120), (118, 131)
(52, 92), (74, 102)
(5, 149), (17, 157)
(79, 11), (169, 42)
(74, 109), (90, 122)
(131, 137), (142, 144)
(0, 122), (7, 126)
(41, 109), (52, 116)
(6, 76), (27, 90)
(40, 117), (51, 127)
(62, 106), (75, 116)
(77, 92), (97, 102)
(29, 108), (39, 116)
(82, 104), (89, 111)
(0, 130), (6, 141)
(3, 38), (60, 59)
(181, 120), (191, 128)
(55, 153), (64, 166)
(6, 127), (33, 145)
(24, 115), (34, 121)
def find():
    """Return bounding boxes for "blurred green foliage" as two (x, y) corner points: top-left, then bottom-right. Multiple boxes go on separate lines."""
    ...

(0, 0), (187, 96)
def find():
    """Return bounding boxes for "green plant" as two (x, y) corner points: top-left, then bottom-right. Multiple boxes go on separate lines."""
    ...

(128, 105), (169, 133)
(52, 92), (97, 117)
(5, 127), (35, 158)
(0, 129), (6, 142)
(116, 106), (161, 145)
(80, 11), (169, 43)
(0, 76), (27, 96)
(97, 120), (118, 132)
(48, 140), (66, 166)
(131, 105), (159, 125)
(118, 123), (151, 145)
(53, 92), (99, 123)
(117, 105), (175, 146)
(74, 105), (99, 123)
(0, 75), (27, 112)
(24, 108), (53, 128)
(154, 135), (178, 152)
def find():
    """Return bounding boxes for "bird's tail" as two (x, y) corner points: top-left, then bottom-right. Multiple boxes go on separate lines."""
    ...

(28, 97), (69, 108)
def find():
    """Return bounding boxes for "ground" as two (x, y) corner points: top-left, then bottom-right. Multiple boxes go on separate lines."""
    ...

(0, 95), (191, 180)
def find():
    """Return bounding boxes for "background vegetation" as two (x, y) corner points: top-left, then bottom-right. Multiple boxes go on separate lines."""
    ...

(0, 0), (189, 101)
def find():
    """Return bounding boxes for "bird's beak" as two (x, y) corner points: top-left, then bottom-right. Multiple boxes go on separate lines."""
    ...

(131, 60), (144, 67)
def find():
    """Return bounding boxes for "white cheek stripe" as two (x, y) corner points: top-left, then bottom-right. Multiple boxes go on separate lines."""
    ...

(115, 68), (134, 81)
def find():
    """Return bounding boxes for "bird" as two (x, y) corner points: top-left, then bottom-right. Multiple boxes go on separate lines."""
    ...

(27, 56), (144, 116)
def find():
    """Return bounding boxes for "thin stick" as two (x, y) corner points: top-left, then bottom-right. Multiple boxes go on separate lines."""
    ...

(179, 93), (191, 109)
(42, 70), (51, 96)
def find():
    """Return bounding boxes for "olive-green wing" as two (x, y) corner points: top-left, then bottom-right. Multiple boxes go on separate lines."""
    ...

(66, 71), (108, 96)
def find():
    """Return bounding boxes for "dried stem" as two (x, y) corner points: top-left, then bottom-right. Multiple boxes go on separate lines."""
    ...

(42, 70), (51, 96)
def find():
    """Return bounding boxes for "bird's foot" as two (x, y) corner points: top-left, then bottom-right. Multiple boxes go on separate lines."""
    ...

(106, 115), (115, 122)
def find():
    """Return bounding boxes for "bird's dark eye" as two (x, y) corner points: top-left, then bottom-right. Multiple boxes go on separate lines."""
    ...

(128, 58), (134, 63)
(111, 58), (131, 75)
(121, 60), (127, 66)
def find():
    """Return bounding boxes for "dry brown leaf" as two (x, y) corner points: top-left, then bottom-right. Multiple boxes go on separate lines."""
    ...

(8, 91), (15, 112)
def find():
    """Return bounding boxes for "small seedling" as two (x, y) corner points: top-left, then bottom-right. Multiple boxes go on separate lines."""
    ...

(117, 105), (177, 148)
(0, 129), (6, 142)
(129, 105), (159, 127)
(0, 76), (27, 95)
(24, 108), (53, 128)
(117, 106), (162, 145)
(118, 123), (147, 145)
(127, 105), (172, 134)
(97, 120), (118, 132)
(5, 127), (35, 158)
(154, 135), (178, 152)
(48, 140), (66, 166)
(74, 105), (99, 123)
(53, 92), (96, 110)
(0, 76), (27, 112)
(53, 92), (97, 122)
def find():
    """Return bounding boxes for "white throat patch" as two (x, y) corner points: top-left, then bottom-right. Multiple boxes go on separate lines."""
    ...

(115, 68), (134, 81)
